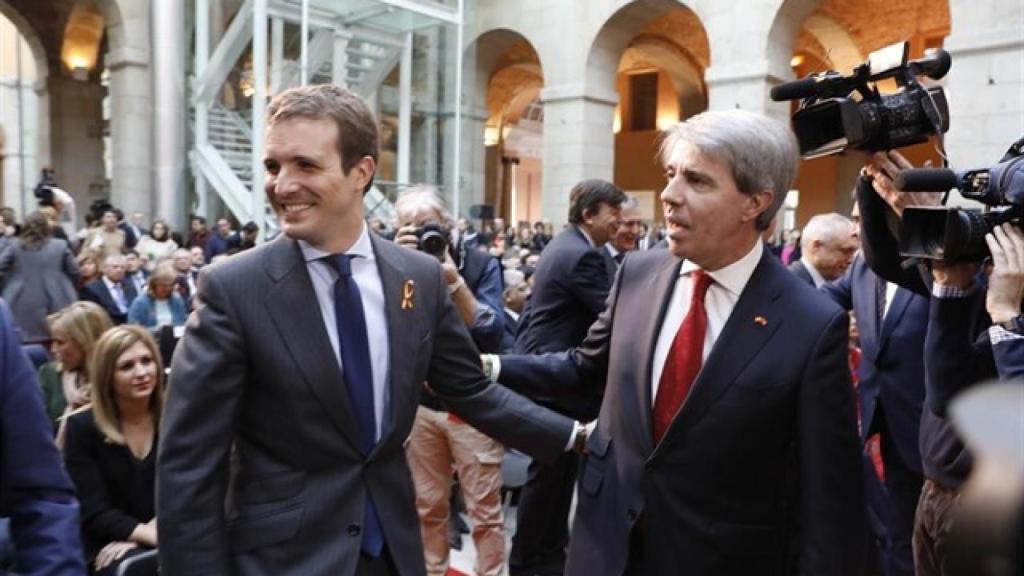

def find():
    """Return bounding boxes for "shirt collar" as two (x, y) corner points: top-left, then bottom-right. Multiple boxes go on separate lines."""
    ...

(102, 275), (120, 290)
(799, 255), (827, 288)
(298, 221), (375, 263)
(680, 240), (763, 297)
(605, 243), (620, 258)
(576, 225), (596, 248)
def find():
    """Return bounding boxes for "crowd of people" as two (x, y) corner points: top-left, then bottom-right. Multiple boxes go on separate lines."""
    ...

(0, 81), (1018, 576)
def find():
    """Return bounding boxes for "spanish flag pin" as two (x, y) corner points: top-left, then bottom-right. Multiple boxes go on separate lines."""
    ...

(754, 316), (768, 326)
(402, 280), (415, 310)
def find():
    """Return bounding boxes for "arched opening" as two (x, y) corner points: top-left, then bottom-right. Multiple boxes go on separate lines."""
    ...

(467, 29), (543, 227)
(0, 3), (44, 218)
(783, 0), (951, 229)
(589, 2), (709, 224)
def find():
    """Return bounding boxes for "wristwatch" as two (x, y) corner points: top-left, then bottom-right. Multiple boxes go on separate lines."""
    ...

(997, 315), (1024, 334)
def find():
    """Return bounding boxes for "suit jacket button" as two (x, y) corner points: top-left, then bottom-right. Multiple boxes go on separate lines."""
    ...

(348, 524), (361, 537)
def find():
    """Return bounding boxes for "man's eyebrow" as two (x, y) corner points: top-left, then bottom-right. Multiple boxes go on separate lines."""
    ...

(682, 167), (715, 183)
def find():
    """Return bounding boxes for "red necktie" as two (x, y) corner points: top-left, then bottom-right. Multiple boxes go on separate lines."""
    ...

(653, 269), (712, 444)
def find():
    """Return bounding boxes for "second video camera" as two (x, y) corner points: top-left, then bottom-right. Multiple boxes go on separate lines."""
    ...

(771, 42), (951, 159)
(897, 137), (1024, 261)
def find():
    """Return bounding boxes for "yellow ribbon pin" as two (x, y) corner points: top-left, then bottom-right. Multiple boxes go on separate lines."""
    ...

(754, 316), (768, 326)
(402, 280), (415, 310)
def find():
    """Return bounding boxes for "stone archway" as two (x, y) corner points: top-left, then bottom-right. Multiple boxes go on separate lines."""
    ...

(0, 1), (47, 215)
(463, 28), (544, 221)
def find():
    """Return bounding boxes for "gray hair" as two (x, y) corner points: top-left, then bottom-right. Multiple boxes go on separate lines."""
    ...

(659, 110), (799, 230)
(394, 185), (452, 226)
(801, 212), (853, 250)
(503, 269), (526, 292)
(620, 195), (640, 212)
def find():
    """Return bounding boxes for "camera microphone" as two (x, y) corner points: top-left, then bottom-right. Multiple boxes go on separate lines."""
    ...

(770, 77), (818, 102)
(894, 168), (959, 192)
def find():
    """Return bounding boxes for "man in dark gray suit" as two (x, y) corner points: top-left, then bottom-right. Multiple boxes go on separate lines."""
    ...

(157, 85), (580, 576)
(490, 110), (864, 575)
(787, 212), (857, 288)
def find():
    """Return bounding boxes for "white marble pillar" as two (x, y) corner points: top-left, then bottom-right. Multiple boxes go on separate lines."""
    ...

(152, 0), (187, 227)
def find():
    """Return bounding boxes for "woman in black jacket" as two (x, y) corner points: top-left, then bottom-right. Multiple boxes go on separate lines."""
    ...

(63, 325), (164, 574)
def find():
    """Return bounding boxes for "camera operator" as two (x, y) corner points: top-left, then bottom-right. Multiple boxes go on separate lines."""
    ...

(393, 185), (508, 576)
(857, 149), (1024, 576)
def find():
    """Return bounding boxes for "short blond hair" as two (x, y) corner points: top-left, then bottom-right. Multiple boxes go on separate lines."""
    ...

(47, 301), (113, 371)
(89, 325), (165, 445)
(148, 262), (177, 294)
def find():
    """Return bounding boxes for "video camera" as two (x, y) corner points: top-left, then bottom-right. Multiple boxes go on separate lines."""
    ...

(771, 42), (951, 159)
(897, 137), (1024, 261)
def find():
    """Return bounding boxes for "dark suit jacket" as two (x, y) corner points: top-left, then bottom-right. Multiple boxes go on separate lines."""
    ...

(157, 233), (574, 576)
(0, 299), (85, 574)
(787, 259), (814, 286)
(80, 278), (137, 325)
(64, 409), (156, 560)
(501, 309), (519, 353)
(498, 247), (864, 576)
(515, 226), (611, 355)
(822, 254), (928, 475)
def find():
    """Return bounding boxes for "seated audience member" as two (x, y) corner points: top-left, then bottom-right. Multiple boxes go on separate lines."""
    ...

(203, 217), (233, 262)
(0, 211), (79, 342)
(127, 264), (187, 331)
(82, 210), (126, 260)
(80, 254), (137, 325)
(0, 298), (86, 575)
(189, 246), (206, 269)
(227, 221), (259, 253)
(76, 251), (102, 294)
(124, 250), (148, 296)
(501, 269), (530, 353)
(38, 302), (112, 436)
(789, 212), (859, 287)
(135, 219), (178, 273)
(171, 249), (198, 307)
(64, 325), (163, 575)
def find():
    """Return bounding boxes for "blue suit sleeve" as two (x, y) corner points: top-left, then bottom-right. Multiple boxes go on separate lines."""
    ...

(993, 337), (1024, 380)
(467, 258), (505, 354)
(0, 300), (87, 575)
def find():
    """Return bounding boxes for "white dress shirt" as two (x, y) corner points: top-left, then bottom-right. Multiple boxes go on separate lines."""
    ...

(299, 223), (391, 442)
(651, 240), (764, 404)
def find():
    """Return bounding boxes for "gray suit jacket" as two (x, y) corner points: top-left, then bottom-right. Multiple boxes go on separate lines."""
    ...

(157, 233), (573, 576)
(0, 238), (78, 341)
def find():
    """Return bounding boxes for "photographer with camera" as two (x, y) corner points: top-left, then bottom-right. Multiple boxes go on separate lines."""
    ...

(393, 185), (508, 576)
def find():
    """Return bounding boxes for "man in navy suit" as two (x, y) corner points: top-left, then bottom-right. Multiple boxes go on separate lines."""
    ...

(508, 178), (626, 576)
(0, 298), (86, 575)
(821, 245), (927, 576)
(80, 253), (138, 325)
(789, 212), (858, 287)
(488, 110), (864, 575)
(501, 269), (529, 353)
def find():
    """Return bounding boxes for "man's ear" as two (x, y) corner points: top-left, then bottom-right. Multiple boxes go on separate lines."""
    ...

(349, 155), (377, 193)
(742, 189), (775, 225)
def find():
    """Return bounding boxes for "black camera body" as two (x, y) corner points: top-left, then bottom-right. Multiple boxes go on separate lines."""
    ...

(771, 42), (951, 159)
(898, 137), (1024, 261)
(415, 221), (449, 261)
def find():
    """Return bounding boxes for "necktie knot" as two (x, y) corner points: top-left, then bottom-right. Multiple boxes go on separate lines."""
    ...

(691, 269), (712, 302)
(325, 253), (355, 277)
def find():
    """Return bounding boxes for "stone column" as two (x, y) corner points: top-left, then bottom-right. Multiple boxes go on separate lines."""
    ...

(106, 0), (153, 223)
(46, 75), (105, 216)
(152, 0), (187, 228)
(539, 83), (617, 226)
(944, 0), (1024, 169)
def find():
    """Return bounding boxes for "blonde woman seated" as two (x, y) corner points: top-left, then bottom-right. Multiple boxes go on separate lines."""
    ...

(126, 263), (187, 331)
(38, 302), (112, 437)
(63, 326), (163, 575)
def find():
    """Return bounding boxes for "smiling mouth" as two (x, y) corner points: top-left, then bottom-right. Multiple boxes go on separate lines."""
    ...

(282, 203), (313, 214)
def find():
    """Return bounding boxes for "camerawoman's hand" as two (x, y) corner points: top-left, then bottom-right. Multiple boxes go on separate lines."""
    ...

(985, 223), (1024, 324)
(863, 151), (942, 217)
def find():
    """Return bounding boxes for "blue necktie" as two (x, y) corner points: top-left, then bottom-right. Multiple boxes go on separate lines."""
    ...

(325, 254), (384, 557)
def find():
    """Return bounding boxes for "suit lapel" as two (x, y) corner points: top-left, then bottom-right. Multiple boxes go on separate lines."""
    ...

(653, 251), (784, 456)
(878, 287), (911, 355)
(262, 237), (363, 452)
(367, 234), (412, 458)
(635, 252), (683, 456)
